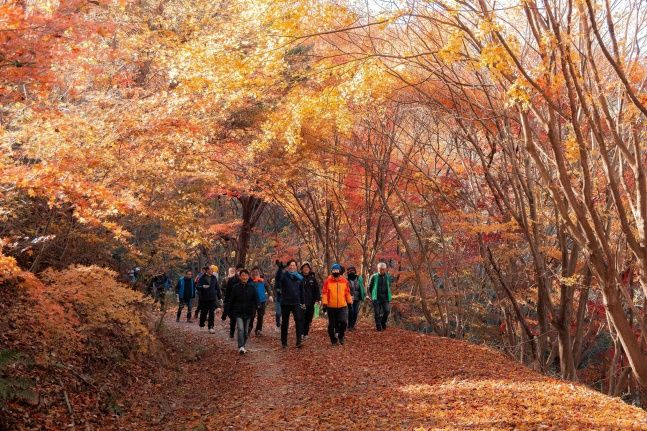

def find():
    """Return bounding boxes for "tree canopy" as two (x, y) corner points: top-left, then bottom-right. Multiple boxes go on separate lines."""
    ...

(2, 0), (647, 409)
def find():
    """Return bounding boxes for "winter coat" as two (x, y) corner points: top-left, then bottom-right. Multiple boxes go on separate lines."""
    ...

(302, 272), (321, 306)
(176, 277), (195, 301)
(222, 276), (238, 317)
(368, 273), (392, 302)
(276, 269), (305, 306)
(228, 280), (259, 318)
(250, 277), (271, 304)
(196, 273), (221, 302)
(322, 275), (353, 309)
(347, 275), (365, 301)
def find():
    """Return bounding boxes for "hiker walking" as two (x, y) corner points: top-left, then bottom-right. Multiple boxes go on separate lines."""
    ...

(300, 261), (320, 339)
(275, 259), (305, 348)
(227, 269), (258, 354)
(321, 263), (352, 345)
(367, 262), (392, 331)
(222, 266), (243, 338)
(149, 272), (170, 310)
(175, 270), (196, 322)
(346, 266), (365, 330)
(193, 266), (208, 321)
(196, 265), (222, 333)
(249, 267), (272, 336)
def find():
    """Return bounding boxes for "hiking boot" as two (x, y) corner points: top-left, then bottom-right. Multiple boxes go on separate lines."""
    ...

(239, 347), (245, 355)
(339, 337), (345, 345)
(209, 328), (215, 334)
(296, 338), (303, 348)
(331, 338), (338, 345)
(281, 343), (288, 349)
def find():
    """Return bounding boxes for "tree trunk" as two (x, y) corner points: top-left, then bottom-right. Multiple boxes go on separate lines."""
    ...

(235, 195), (266, 267)
(600, 276), (647, 387)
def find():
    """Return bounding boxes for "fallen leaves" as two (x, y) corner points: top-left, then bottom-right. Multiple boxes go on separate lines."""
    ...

(112, 315), (647, 431)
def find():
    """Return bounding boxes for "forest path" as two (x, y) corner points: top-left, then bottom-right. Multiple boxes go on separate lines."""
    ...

(114, 312), (647, 430)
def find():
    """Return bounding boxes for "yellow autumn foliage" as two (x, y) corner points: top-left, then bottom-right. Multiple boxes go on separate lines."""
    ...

(40, 265), (154, 357)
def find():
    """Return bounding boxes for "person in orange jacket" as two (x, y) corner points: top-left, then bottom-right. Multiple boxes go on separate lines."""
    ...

(321, 263), (353, 345)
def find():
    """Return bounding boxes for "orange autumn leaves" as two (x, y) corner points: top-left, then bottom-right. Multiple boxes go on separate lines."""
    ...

(117, 317), (647, 430)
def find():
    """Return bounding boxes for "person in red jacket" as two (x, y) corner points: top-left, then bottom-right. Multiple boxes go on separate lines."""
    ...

(321, 263), (353, 345)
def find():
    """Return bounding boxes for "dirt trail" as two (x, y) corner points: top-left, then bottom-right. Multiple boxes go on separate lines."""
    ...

(113, 312), (647, 430)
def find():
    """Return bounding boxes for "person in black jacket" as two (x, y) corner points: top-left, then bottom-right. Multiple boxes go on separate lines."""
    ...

(193, 266), (208, 320)
(228, 269), (258, 354)
(222, 266), (242, 338)
(196, 266), (221, 333)
(275, 259), (305, 348)
(300, 262), (320, 339)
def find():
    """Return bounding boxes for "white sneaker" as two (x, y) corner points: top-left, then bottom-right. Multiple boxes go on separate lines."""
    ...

(239, 347), (245, 355)
(303, 335), (308, 340)
(209, 328), (215, 334)
(242, 347), (248, 354)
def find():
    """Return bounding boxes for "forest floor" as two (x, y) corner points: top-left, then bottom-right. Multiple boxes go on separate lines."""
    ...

(109, 312), (647, 431)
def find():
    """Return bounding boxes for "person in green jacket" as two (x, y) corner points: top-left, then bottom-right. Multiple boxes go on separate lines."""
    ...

(367, 262), (392, 331)
(346, 266), (365, 330)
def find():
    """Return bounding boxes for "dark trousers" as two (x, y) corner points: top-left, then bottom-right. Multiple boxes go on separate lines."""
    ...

(199, 300), (216, 329)
(327, 307), (348, 342)
(275, 301), (281, 327)
(280, 304), (303, 346)
(373, 300), (391, 330)
(303, 304), (316, 336)
(176, 298), (192, 321)
(348, 300), (361, 329)
(250, 303), (266, 334)
(193, 298), (201, 319)
(236, 316), (251, 348)
(229, 316), (236, 338)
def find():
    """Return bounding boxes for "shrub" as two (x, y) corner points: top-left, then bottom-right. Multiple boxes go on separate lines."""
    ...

(40, 265), (154, 359)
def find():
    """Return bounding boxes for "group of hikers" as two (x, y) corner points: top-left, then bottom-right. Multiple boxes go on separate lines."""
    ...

(168, 260), (393, 354)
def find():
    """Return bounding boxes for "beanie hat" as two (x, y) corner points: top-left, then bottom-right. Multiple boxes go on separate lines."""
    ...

(331, 263), (341, 271)
(301, 261), (311, 270)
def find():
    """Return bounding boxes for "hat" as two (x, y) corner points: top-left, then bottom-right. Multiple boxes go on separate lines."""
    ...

(301, 261), (311, 270)
(331, 263), (341, 271)
(210, 265), (218, 272)
(347, 265), (356, 272)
